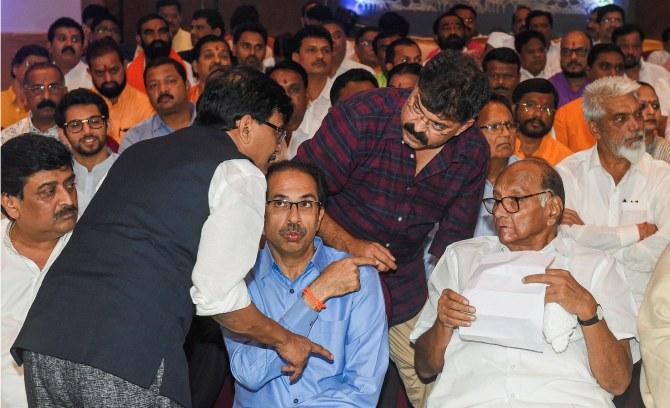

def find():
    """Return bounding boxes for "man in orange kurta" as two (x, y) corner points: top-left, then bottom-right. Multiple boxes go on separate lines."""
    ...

(87, 38), (154, 150)
(126, 14), (192, 94)
(512, 78), (573, 166)
(553, 43), (626, 153)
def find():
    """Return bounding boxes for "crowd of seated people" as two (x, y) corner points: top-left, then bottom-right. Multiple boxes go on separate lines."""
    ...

(1, 1), (670, 407)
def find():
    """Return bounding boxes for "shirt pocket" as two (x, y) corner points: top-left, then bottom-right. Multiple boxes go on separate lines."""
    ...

(620, 202), (647, 225)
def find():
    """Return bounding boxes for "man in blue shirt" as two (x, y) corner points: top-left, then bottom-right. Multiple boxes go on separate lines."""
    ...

(119, 57), (195, 153)
(225, 161), (389, 407)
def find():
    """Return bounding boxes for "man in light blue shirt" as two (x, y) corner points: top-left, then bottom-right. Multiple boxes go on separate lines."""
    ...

(224, 161), (388, 407)
(474, 94), (519, 236)
(119, 57), (195, 153)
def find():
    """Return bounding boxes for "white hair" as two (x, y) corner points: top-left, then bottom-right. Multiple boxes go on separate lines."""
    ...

(582, 76), (640, 123)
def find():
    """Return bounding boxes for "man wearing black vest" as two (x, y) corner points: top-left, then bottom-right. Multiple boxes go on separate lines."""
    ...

(11, 66), (332, 408)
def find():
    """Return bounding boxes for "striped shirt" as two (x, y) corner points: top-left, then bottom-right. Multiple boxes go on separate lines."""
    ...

(294, 87), (489, 324)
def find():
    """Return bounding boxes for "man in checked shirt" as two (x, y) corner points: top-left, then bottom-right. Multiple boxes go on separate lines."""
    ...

(294, 50), (490, 407)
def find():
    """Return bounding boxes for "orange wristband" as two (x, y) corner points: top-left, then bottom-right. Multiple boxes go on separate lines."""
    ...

(303, 287), (326, 312)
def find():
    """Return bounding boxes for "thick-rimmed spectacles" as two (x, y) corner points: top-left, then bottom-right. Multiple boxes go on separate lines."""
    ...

(63, 115), (107, 133)
(482, 190), (553, 214)
(263, 121), (287, 144)
(266, 199), (322, 213)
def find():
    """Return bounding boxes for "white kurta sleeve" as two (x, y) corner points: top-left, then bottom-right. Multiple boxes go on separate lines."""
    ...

(190, 159), (266, 316)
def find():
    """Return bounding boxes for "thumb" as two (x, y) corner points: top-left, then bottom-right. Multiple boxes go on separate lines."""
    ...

(350, 256), (378, 267)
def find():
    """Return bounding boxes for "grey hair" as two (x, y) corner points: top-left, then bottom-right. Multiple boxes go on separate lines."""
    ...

(582, 76), (640, 123)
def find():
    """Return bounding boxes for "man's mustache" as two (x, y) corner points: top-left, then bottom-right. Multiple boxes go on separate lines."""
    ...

(158, 93), (174, 103)
(54, 205), (78, 220)
(280, 222), (307, 237)
(61, 46), (76, 55)
(403, 122), (428, 145)
(37, 100), (57, 109)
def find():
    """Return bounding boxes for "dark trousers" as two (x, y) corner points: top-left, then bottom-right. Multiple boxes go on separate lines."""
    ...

(184, 316), (230, 408)
(613, 360), (645, 408)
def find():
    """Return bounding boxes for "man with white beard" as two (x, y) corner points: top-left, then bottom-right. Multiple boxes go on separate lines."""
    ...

(556, 78), (670, 403)
(556, 76), (670, 312)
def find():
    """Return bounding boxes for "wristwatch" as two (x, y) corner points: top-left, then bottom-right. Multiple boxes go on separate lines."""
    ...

(578, 304), (604, 326)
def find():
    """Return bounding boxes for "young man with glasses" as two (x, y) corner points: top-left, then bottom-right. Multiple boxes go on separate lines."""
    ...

(412, 158), (637, 406)
(2, 63), (66, 144)
(295, 50), (490, 408)
(55, 88), (118, 214)
(512, 78), (573, 165)
(224, 160), (388, 406)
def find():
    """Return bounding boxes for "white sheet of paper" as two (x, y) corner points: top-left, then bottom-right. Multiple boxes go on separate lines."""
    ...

(459, 251), (554, 352)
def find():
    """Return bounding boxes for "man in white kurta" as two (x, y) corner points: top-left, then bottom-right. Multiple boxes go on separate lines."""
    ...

(411, 159), (637, 407)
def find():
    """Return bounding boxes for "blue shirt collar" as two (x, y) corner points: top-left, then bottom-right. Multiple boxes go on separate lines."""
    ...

(255, 236), (328, 289)
(151, 103), (197, 134)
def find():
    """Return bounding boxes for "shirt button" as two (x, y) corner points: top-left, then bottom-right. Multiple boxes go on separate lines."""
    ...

(385, 243), (390, 248)
(406, 186), (411, 191)
(410, 153), (415, 159)
(289, 289), (295, 294)
(397, 216), (403, 221)
(293, 398), (299, 404)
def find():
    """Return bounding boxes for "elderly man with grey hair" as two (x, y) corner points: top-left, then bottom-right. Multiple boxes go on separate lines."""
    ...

(556, 75), (670, 403)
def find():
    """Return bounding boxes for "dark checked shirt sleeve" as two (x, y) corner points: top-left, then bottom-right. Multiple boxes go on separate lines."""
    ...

(295, 88), (489, 325)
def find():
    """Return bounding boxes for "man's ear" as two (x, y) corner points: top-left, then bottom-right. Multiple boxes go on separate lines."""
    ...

(1, 193), (21, 221)
(136, 35), (141, 47)
(237, 114), (254, 145)
(546, 195), (563, 226)
(588, 120), (602, 140)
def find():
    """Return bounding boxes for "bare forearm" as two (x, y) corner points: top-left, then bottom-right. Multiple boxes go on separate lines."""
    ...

(414, 322), (453, 380)
(583, 322), (632, 395)
(213, 303), (290, 349)
(319, 212), (355, 252)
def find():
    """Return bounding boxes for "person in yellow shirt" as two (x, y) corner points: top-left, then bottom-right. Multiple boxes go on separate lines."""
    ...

(553, 43), (625, 152)
(156, 0), (192, 53)
(1, 45), (50, 129)
(512, 78), (573, 165)
(86, 38), (154, 151)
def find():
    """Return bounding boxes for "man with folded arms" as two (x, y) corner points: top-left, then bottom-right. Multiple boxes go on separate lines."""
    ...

(412, 158), (637, 407)
(225, 161), (388, 406)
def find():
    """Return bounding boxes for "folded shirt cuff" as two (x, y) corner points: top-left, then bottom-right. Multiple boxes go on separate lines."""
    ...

(191, 280), (252, 316)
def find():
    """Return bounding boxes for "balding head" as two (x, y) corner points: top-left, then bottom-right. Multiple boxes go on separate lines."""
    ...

(491, 159), (565, 250)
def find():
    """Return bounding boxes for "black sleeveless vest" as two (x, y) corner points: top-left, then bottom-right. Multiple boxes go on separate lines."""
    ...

(12, 125), (249, 407)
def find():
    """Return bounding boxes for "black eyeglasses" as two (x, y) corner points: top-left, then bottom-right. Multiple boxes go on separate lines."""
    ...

(266, 199), (322, 213)
(63, 115), (107, 133)
(482, 190), (553, 214)
(263, 121), (287, 144)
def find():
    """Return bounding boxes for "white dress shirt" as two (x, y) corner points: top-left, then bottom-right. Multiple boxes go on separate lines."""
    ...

(72, 151), (118, 215)
(1, 116), (59, 144)
(64, 60), (93, 91)
(556, 146), (670, 309)
(1, 219), (72, 408)
(286, 124), (310, 159)
(299, 77), (333, 141)
(189, 159), (266, 316)
(410, 232), (637, 408)
(334, 57), (375, 79)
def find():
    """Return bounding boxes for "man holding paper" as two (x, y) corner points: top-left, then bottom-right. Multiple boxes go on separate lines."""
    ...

(411, 159), (637, 407)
